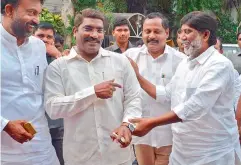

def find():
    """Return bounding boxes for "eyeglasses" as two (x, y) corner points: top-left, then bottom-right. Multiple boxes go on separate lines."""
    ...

(82, 26), (105, 34)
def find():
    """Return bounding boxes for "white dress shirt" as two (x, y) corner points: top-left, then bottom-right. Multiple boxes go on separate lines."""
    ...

(44, 47), (142, 165)
(1, 24), (59, 165)
(125, 45), (186, 147)
(157, 46), (241, 165)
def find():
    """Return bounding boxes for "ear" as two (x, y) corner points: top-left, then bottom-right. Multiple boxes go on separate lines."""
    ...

(202, 30), (210, 43)
(73, 26), (78, 38)
(112, 30), (115, 37)
(165, 28), (170, 39)
(4, 4), (14, 17)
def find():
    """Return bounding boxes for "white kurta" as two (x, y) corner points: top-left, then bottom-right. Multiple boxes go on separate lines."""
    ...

(157, 46), (241, 165)
(1, 24), (59, 165)
(44, 48), (142, 165)
(125, 45), (186, 147)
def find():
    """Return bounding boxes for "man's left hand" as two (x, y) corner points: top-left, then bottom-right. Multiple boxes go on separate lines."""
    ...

(128, 118), (154, 137)
(110, 125), (132, 148)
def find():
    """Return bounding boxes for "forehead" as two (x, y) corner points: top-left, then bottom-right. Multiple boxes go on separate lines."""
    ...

(80, 17), (104, 27)
(18, 0), (42, 12)
(238, 34), (241, 39)
(35, 28), (54, 36)
(181, 24), (197, 32)
(114, 25), (129, 30)
(143, 18), (165, 30)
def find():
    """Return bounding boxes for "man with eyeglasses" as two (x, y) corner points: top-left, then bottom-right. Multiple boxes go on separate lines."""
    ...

(44, 8), (141, 165)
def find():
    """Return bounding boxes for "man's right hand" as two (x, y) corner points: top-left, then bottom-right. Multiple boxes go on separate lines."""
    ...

(3, 120), (34, 144)
(46, 43), (62, 58)
(94, 79), (122, 99)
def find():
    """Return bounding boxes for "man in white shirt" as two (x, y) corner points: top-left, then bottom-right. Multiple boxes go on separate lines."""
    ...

(44, 8), (141, 165)
(125, 12), (185, 165)
(122, 11), (241, 165)
(1, 0), (59, 164)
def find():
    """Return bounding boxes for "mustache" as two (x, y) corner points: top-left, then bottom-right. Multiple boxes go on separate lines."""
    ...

(27, 21), (38, 28)
(147, 39), (159, 44)
(84, 37), (101, 43)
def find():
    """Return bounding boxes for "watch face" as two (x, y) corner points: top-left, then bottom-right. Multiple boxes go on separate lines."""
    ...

(128, 123), (136, 132)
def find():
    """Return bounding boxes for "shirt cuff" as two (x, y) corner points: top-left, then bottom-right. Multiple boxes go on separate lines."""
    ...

(156, 85), (168, 103)
(76, 86), (98, 101)
(173, 103), (187, 121)
(1, 116), (9, 132)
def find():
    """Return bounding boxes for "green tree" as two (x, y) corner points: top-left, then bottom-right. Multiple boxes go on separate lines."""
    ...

(172, 0), (239, 43)
(40, 8), (66, 36)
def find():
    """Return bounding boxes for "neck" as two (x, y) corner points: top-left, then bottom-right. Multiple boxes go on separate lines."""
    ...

(74, 46), (98, 62)
(2, 19), (26, 46)
(148, 49), (165, 59)
(117, 42), (128, 53)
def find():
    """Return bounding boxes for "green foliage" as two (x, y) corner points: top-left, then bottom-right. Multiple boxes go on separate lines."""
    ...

(40, 8), (65, 36)
(71, 0), (97, 12)
(172, 0), (239, 43)
(111, 0), (127, 13)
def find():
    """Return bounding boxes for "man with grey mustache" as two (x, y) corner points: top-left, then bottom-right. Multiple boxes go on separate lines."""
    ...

(124, 12), (186, 165)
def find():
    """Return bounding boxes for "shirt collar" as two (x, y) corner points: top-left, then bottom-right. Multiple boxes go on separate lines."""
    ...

(66, 47), (110, 61)
(1, 24), (29, 46)
(140, 44), (169, 58)
(112, 41), (133, 51)
(188, 46), (215, 65)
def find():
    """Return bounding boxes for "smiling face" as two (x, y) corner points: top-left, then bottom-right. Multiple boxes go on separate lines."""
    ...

(8, 0), (42, 38)
(73, 17), (104, 57)
(142, 18), (169, 56)
(180, 24), (204, 59)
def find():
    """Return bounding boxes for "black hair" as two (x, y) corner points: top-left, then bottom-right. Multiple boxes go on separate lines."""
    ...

(54, 34), (64, 45)
(35, 22), (56, 35)
(144, 12), (169, 30)
(216, 37), (223, 51)
(1, 0), (44, 14)
(180, 11), (218, 46)
(113, 18), (129, 30)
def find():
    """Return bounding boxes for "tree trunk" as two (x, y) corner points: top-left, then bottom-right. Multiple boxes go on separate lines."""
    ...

(61, 0), (75, 48)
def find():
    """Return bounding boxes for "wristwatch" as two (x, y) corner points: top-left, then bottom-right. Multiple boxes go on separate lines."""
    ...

(122, 123), (136, 133)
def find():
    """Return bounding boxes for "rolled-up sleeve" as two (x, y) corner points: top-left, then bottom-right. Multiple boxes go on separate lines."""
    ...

(122, 57), (142, 123)
(1, 116), (9, 132)
(44, 61), (98, 119)
(173, 62), (232, 121)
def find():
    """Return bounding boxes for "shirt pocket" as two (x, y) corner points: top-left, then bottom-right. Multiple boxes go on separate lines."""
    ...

(26, 64), (45, 94)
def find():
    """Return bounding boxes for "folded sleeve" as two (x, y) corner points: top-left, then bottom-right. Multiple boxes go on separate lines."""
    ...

(173, 62), (232, 121)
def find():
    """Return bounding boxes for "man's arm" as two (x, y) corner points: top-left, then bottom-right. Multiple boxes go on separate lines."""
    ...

(128, 57), (171, 104)
(122, 57), (142, 123)
(1, 116), (33, 143)
(110, 56), (142, 148)
(130, 62), (232, 136)
(44, 61), (121, 119)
